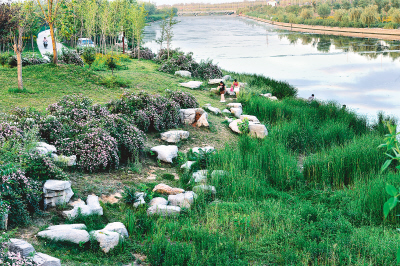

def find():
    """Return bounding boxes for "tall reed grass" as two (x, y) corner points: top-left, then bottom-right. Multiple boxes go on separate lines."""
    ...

(303, 134), (386, 188)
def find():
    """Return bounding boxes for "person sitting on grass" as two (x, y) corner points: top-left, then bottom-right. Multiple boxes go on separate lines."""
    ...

(232, 79), (240, 98)
(218, 81), (226, 102)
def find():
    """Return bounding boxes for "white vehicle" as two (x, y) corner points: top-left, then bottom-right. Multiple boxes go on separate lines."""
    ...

(77, 38), (95, 47)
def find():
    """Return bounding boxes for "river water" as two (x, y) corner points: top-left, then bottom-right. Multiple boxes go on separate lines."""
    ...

(143, 16), (400, 122)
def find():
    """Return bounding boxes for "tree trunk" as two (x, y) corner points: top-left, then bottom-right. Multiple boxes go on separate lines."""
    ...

(49, 23), (57, 64)
(137, 36), (141, 60)
(31, 34), (34, 52)
(122, 31), (125, 54)
(13, 29), (23, 90)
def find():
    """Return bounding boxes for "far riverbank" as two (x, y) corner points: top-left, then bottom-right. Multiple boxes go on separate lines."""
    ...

(239, 14), (400, 41)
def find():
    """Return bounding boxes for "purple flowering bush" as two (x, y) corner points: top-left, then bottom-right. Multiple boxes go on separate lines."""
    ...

(166, 90), (199, 109)
(57, 128), (119, 172)
(107, 91), (180, 132)
(130, 47), (156, 60)
(0, 164), (42, 227)
(0, 122), (22, 143)
(0, 231), (36, 265)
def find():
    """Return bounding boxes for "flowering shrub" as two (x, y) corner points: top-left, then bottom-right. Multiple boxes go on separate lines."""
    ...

(156, 48), (222, 80)
(0, 232), (36, 266)
(59, 48), (84, 67)
(166, 90), (199, 109)
(57, 128), (119, 172)
(24, 152), (68, 182)
(107, 91), (180, 132)
(0, 199), (10, 218)
(0, 164), (42, 227)
(0, 122), (22, 143)
(8, 55), (46, 67)
(131, 47), (156, 60)
(101, 114), (146, 159)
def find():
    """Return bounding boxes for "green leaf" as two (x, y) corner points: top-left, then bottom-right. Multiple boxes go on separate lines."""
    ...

(381, 159), (392, 173)
(396, 165), (400, 170)
(384, 200), (391, 218)
(397, 247), (400, 265)
(386, 184), (398, 197)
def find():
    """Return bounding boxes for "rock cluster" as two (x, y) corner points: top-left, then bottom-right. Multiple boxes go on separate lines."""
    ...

(63, 195), (103, 218)
(43, 180), (74, 208)
(8, 238), (61, 266)
(175, 70), (191, 77)
(36, 142), (76, 166)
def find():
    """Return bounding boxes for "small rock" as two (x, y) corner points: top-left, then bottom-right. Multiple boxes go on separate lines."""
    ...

(175, 70), (191, 77)
(269, 96), (278, 101)
(260, 93), (272, 98)
(100, 192), (122, 204)
(230, 107), (242, 118)
(37, 142), (57, 154)
(149, 197), (168, 206)
(222, 75), (232, 81)
(63, 195), (103, 219)
(92, 230), (121, 253)
(193, 170), (208, 183)
(192, 146), (215, 154)
(229, 119), (243, 134)
(133, 197), (146, 208)
(43, 180), (74, 208)
(33, 252), (61, 266)
(161, 131), (189, 143)
(147, 205), (181, 216)
(52, 154), (76, 166)
(222, 109), (231, 114)
(152, 184), (184, 195)
(205, 106), (221, 115)
(179, 81), (203, 89)
(103, 222), (129, 238)
(181, 161), (196, 170)
(196, 113), (209, 127)
(193, 185), (217, 195)
(168, 191), (197, 208)
(151, 145), (178, 163)
(227, 103), (242, 108)
(208, 78), (224, 85)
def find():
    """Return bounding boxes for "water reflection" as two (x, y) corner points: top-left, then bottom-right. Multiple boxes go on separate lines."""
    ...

(143, 16), (400, 121)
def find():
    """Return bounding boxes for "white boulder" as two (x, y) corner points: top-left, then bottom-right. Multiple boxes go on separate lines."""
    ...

(208, 78), (224, 85)
(150, 145), (178, 163)
(33, 252), (61, 266)
(222, 109), (231, 114)
(249, 124), (268, 139)
(181, 161), (196, 170)
(193, 170), (208, 183)
(239, 115), (260, 123)
(152, 183), (184, 195)
(179, 81), (203, 89)
(175, 70), (191, 77)
(229, 119), (243, 134)
(230, 107), (242, 118)
(161, 131), (189, 143)
(9, 238), (35, 257)
(168, 191), (197, 208)
(192, 146), (215, 154)
(92, 230), (121, 253)
(260, 93), (272, 98)
(269, 96), (278, 101)
(150, 197), (168, 206)
(147, 205), (181, 216)
(103, 222), (129, 238)
(37, 228), (90, 244)
(179, 108), (196, 124)
(193, 185), (217, 195)
(37, 142), (57, 154)
(205, 105), (221, 115)
(47, 224), (87, 231)
(43, 180), (74, 208)
(227, 103), (242, 108)
(196, 113), (209, 127)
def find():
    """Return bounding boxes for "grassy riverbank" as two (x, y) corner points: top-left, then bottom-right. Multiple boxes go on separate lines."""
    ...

(1, 58), (400, 265)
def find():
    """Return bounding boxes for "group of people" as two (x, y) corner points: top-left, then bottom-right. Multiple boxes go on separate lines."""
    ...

(217, 79), (239, 103)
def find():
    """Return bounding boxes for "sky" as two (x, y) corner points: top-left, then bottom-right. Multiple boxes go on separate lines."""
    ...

(151, 0), (246, 6)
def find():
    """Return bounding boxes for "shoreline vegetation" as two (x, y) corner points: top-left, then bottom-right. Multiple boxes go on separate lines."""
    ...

(1, 27), (400, 264)
(239, 14), (400, 40)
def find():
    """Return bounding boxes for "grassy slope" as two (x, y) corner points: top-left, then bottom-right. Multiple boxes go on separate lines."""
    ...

(2, 61), (399, 265)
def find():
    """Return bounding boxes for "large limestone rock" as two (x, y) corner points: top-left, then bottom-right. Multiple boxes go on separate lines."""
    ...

(269, 96), (278, 101)
(204, 105), (221, 115)
(179, 81), (203, 89)
(152, 184), (184, 195)
(229, 119), (244, 134)
(9, 238), (35, 257)
(63, 195), (103, 219)
(208, 78), (224, 85)
(193, 185), (217, 195)
(150, 197), (168, 206)
(193, 170), (208, 183)
(249, 124), (268, 139)
(192, 146), (215, 154)
(222, 109), (231, 114)
(239, 115), (260, 123)
(33, 252), (62, 266)
(227, 103), (242, 108)
(150, 145), (178, 163)
(161, 130), (189, 143)
(43, 180), (74, 208)
(230, 107), (242, 118)
(260, 93), (272, 98)
(37, 227), (90, 244)
(147, 205), (181, 216)
(92, 230), (121, 253)
(47, 224), (87, 231)
(133, 192), (146, 208)
(103, 222), (129, 238)
(180, 108), (196, 124)
(168, 191), (197, 208)
(175, 70), (191, 77)
(36, 142), (57, 154)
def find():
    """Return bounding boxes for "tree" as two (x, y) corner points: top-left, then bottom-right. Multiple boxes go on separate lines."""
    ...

(131, 4), (147, 60)
(342, 0), (352, 9)
(360, 5), (378, 27)
(0, 2), (13, 53)
(156, 16), (167, 51)
(389, 7), (400, 22)
(317, 3), (331, 18)
(36, 0), (63, 64)
(300, 8), (313, 19)
(334, 9), (347, 22)
(82, 0), (98, 47)
(349, 7), (363, 21)
(165, 9), (179, 59)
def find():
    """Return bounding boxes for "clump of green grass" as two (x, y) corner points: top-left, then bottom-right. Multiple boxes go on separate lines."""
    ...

(8, 88), (32, 94)
(303, 134), (386, 188)
(99, 75), (130, 88)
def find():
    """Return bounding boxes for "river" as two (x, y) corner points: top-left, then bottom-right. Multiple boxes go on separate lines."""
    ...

(143, 15), (400, 122)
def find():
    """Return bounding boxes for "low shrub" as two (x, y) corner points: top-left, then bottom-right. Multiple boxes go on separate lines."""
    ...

(82, 47), (96, 67)
(0, 52), (12, 67)
(7, 55), (47, 67)
(59, 48), (84, 67)
(192, 59), (223, 80)
(99, 75), (130, 88)
(131, 47), (156, 60)
(166, 90), (199, 109)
